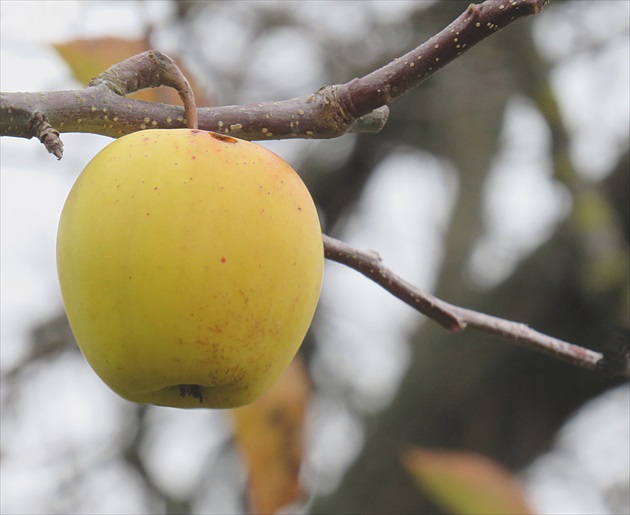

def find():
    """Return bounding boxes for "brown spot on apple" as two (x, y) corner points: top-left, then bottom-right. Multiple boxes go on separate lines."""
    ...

(209, 132), (238, 144)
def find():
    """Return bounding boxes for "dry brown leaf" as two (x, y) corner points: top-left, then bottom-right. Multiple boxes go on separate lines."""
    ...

(232, 357), (311, 515)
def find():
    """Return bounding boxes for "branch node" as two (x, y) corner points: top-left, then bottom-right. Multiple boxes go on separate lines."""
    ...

(349, 106), (390, 134)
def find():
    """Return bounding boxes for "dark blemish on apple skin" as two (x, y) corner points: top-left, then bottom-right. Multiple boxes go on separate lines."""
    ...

(192, 156), (197, 160)
(221, 257), (226, 263)
(209, 132), (238, 144)
(154, 187), (158, 191)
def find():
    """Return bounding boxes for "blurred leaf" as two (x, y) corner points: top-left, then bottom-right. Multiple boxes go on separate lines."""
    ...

(53, 37), (212, 106)
(54, 37), (148, 87)
(403, 447), (534, 515)
(232, 357), (310, 515)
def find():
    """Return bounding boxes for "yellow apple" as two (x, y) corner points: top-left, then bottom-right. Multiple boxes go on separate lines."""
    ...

(56, 129), (323, 409)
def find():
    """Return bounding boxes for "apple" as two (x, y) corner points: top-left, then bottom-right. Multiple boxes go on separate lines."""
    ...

(56, 129), (323, 408)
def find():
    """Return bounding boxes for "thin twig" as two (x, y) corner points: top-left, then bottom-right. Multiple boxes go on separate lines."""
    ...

(323, 235), (466, 333)
(323, 234), (611, 374)
(455, 307), (604, 370)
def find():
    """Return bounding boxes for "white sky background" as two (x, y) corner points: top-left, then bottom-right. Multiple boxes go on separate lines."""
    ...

(1, 1), (629, 514)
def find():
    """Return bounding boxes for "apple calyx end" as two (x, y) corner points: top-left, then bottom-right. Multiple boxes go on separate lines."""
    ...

(177, 384), (204, 403)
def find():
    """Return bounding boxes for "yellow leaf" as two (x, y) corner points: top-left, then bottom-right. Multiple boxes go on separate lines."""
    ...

(232, 357), (310, 515)
(403, 447), (534, 515)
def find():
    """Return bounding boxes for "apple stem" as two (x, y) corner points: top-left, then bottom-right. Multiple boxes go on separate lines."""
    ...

(147, 52), (199, 130)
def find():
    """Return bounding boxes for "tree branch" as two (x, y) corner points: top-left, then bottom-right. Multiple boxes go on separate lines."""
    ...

(339, 0), (549, 117)
(323, 235), (627, 376)
(323, 235), (466, 333)
(0, 0), (547, 158)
